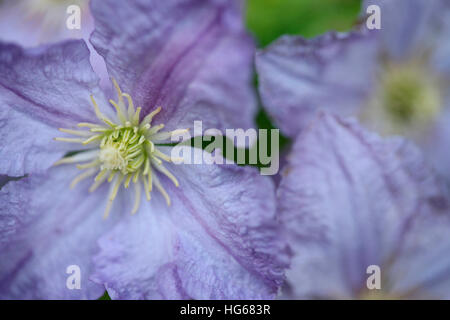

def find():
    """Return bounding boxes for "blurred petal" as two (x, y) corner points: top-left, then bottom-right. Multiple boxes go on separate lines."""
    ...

(431, 2), (450, 74)
(90, 0), (257, 133)
(420, 107), (450, 183)
(389, 209), (450, 299)
(92, 148), (287, 299)
(255, 32), (378, 138)
(279, 113), (449, 298)
(0, 165), (125, 299)
(0, 40), (106, 176)
(362, 0), (449, 60)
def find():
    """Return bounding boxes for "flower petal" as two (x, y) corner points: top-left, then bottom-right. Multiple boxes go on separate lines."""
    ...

(0, 165), (125, 299)
(0, 40), (106, 176)
(278, 113), (449, 299)
(91, 147), (287, 299)
(90, 0), (257, 133)
(420, 107), (450, 182)
(255, 32), (378, 138)
(362, 0), (448, 60)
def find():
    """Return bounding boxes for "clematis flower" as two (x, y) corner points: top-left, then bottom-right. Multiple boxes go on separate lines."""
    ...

(278, 113), (450, 299)
(255, 0), (450, 182)
(0, 0), (287, 299)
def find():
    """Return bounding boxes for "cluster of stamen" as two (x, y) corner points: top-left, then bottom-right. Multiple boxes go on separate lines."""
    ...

(54, 79), (188, 218)
(381, 62), (441, 126)
(363, 58), (442, 136)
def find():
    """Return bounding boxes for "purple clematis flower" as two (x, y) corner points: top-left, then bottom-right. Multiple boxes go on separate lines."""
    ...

(0, 0), (287, 299)
(278, 113), (450, 299)
(255, 0), (450, 182)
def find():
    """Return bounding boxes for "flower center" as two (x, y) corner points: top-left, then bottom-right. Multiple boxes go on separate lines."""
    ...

(382, 64), (441, 124)
(98, 128), (145, 173)
(362, 58), (443, 136)
(54, 79), (188, 218)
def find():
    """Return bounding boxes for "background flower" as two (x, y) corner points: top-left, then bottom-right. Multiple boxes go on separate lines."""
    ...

(255, 0), (450, 182)
(278, 113), (450, 299)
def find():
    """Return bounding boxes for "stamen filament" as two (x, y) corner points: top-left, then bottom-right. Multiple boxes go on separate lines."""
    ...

(141, 106), (161, 128)
(132, 182), (141, 214)
(90, 95), (115, 127)
(54, 137), (84, 143)
(153, 174), (171, 206)
(103, 174), (124, 219)
(82, 135), (103, 145)
(152, 160), (179, 187)
(70, 168), (97, 189)
(89, 170), (109, 192)
(122, 93), (136, 123)
(53, 150), (99, 166)
(58, 128), (94, 137)
(143, 174), (151, 201)
(153, 149), (173, 162)
(146, 124), (165, 136)
(109, 99), (127, 124)
(78, 122), (104, 129)
(95, 168), (108, 182)
(124, 173), (133, 188)
(76, 159), (101, 169)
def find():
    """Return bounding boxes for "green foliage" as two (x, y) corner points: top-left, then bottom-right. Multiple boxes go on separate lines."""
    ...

(246, 0), (362, 47)
(98, 291), (111, 300)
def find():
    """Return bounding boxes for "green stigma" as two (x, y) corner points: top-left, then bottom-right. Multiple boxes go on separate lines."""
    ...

(364, 59), (442, 136)
(54, 79), (188, 218)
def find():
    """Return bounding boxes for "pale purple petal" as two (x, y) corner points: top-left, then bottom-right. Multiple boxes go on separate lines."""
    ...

(0, 0), (91, 47)
(0, 40), (106, 176)
(91, 148), (287, 299)
(0, 165), (126, 299)
(0, 175), (13, 189)
(90, 0), (257, 134)
(255, 32), (378, 138)
(389, 209), (450, 299)
(279, 113), (449, 299)
(420, 107), (450, 185)
(362, 0), (448, 61)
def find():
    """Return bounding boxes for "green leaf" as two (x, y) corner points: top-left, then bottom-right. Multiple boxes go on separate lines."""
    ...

(246, 0), (362, 47)
(98, 291), (111, 300)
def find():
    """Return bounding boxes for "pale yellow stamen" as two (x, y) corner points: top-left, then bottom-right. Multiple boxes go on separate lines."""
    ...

(150, 128), (190, 142)
(54, 137), (84, 143)
(58, 128), (93, 137)
(103, 174), (124, 219)
(146, 124), (165, 136)
(131, 182), (141, 214)
(153, 175), (171, 206)
(53, 78), (186, 217)
(152, 160), (179, 187)
(70, 168), (97, 189)
(53, 150), (98, 166)
(141, 106), (162, 128)
(89, 169), (109, 192)
(90, 95), (115, 127)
